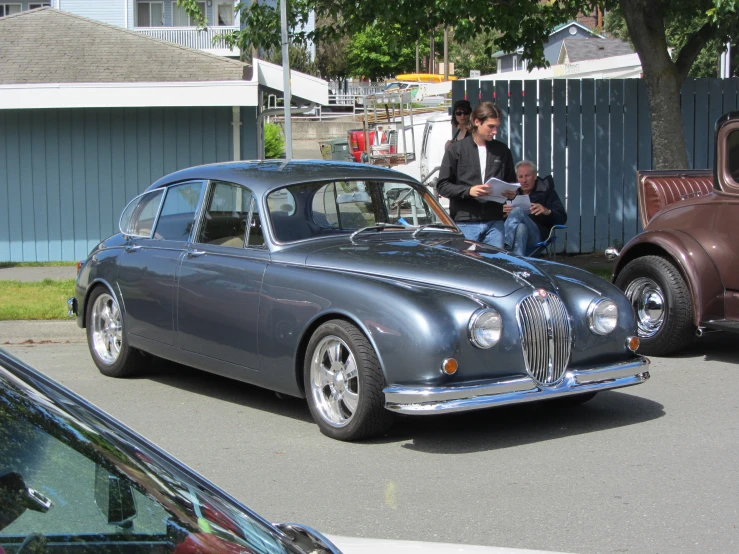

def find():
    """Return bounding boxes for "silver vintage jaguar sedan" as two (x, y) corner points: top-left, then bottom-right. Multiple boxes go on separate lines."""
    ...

(69, 161), (649, 441)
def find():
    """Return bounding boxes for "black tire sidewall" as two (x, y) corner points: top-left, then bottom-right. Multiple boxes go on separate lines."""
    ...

(303, 320), (391, 441)
(616, 256), (693, 356)
(86, 286), (139, 377)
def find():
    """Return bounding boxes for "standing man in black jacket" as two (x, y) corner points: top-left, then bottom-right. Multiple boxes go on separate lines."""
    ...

(502, 161), (567, 256)
(437, 102), (516, 248)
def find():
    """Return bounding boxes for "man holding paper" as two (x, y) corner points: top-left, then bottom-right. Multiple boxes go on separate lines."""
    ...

(502, 161), (567, 256)
(437, 102), (516, 248)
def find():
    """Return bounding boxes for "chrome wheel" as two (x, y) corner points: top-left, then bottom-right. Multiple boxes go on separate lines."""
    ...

(624, 277), (665, 338)
(90, 292), (122, 365)
(308, 335), (360, 428)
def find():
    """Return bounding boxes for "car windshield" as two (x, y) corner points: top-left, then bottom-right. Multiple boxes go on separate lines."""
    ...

(265, 180), (454, 243)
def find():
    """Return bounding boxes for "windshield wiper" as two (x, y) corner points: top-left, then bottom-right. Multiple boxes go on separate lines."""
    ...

(350, 223), (408, 240)
(412, 224), (460, 238)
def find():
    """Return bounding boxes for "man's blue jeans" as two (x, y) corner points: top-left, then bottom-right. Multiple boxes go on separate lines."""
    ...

(456, 220), (505, 248)
(503, 207), (542, 256)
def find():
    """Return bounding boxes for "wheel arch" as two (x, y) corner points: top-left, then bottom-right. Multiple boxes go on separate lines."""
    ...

(81, 279), (121, 329)
(613, 230), (724, 325)
(293, 311), (385, 398)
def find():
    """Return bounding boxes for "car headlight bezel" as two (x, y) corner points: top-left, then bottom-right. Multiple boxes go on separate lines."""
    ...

(468, 308), (503, 349)
(587, 298), (618, 335)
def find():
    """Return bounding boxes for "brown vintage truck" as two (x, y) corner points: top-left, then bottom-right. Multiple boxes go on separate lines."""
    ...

(607, 110), (739, 356)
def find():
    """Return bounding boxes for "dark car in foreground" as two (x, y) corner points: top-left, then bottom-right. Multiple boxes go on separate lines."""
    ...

(608, 111), (739, 356)
(69, 160), (649, 441)
(0, 349), (565, 554)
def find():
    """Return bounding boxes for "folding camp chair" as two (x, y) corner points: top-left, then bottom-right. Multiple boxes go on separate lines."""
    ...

(526, 224), (566, 259)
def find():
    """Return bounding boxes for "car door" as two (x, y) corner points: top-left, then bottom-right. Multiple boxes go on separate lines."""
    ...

(117, 181), (205, 347)
(176, 180), (269, 369)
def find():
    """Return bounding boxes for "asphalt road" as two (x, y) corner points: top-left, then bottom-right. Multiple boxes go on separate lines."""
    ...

(2, 323), (738, 554)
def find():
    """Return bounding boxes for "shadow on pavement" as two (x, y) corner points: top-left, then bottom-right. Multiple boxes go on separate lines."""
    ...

(144, 357), (314, 424)
(663, 331), (739, 364)
(142, 357), (663, 450)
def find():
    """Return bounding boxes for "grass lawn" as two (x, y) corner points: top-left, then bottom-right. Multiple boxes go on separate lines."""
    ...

(0, 261), (76, 269)
(0, 279), (76, 321)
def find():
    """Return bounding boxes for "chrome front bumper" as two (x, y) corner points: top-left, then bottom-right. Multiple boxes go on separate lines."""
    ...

(67, 297), (77, 318)
(384, 356), (650, 415)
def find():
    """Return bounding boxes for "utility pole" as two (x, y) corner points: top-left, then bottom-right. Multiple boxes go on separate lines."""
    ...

(429, 32), (435, 74)
(416, 41), (420, 74)
(280, 0), (292, 160)
(443, 26), (449, 80)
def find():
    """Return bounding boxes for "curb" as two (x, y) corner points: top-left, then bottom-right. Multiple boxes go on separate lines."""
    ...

(0, 320), (85, 344)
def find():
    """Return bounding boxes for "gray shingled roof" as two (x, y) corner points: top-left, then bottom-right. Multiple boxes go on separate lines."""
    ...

(0, 7), (250, 84)
(560, 38), (635, 63)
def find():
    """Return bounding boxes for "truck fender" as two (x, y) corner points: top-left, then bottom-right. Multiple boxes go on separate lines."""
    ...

(613, 229), (724, 325)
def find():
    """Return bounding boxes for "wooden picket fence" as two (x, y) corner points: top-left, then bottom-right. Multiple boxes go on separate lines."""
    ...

(452, 78), (739, 253)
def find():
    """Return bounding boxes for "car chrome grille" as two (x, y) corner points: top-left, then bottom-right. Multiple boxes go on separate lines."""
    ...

(516, 292), (571, 385)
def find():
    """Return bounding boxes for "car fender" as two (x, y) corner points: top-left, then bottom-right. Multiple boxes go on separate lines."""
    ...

(258, 264), (518, 397)
(613, 229), (724, 324)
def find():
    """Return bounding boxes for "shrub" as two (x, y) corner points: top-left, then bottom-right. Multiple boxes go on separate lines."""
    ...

(264, 123), (285, 159)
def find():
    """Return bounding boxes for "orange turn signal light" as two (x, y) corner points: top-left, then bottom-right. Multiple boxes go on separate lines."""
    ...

(442, 358), (458, 375)
(627, 336), (640, 352)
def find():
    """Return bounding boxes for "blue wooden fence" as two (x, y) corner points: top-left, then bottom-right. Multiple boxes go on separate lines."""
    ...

(452, 78), (739, 253)
(0, 106), (257, 262)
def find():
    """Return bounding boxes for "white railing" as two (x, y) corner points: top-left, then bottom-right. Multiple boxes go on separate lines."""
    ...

(134, 26), (239, 53)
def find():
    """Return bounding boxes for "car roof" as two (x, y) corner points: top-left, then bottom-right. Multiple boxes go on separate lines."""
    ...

(145, 160), (418, 196)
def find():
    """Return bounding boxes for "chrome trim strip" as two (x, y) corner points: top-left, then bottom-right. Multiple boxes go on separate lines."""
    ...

(384, 357), (650, 415)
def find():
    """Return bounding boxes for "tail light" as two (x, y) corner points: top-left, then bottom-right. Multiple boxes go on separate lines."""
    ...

(349, 133), (358, 150)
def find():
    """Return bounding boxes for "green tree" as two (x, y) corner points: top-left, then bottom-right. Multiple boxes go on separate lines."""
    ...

(178, 0), (739, 169)
(264, 123), (285, 159)
(449, 29), (498, 77)
(263, 43), (318, 75)
(314, 16), (350, 85)
(345, 24), (425, 80)
(604, 6), (738, 78)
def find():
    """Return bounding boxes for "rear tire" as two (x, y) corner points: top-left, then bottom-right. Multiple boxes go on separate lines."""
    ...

(615, 255), (694, 356)
(304, 320), (393, 441)
(86, 286), (149, 378)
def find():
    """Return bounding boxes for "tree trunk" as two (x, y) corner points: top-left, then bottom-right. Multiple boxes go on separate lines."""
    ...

(620, 0), (690, 169)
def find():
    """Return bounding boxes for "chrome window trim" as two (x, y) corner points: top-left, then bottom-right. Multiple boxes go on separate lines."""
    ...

(118, 189), (165, 239)
(156, 180), (207, 243)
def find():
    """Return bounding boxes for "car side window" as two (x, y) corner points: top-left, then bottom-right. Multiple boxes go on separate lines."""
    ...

(728, 130), (739, 183)
(154, 182), (204, 242)
(119, 189), (164, 238)
(198, 181), (253, 248)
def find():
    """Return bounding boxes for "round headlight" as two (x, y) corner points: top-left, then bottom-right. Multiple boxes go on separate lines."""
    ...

(588, 298), (618, 335)
(469, 309), (503, 349)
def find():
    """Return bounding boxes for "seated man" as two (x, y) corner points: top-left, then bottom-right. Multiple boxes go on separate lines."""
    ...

(502, 161), (567, 256)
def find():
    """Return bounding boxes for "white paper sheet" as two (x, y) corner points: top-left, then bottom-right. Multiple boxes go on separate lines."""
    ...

(475, 178), (520, 203)
(510, 194), (531, 209)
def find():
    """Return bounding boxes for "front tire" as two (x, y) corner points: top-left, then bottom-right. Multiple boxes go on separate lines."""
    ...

(304, 320), (393, 441)
(86, 286), (149, 377)
(615, 255), (694, 356)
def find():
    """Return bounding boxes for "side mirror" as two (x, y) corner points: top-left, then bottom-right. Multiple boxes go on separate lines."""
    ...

(94, 465), (137, 527)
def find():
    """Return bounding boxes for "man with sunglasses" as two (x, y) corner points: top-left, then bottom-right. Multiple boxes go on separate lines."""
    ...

(437, 101), (516, 248)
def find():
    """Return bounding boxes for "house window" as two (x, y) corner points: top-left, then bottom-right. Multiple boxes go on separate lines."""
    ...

(173, 1), (206, 26)
(216, 2), (233, 25)
(136, 1), (164, 27)
(29, 2), (51, 8)
(0, 3), (22, 16)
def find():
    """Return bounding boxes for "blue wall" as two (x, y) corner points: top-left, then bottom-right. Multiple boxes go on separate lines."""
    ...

(0, 106), (257, 262)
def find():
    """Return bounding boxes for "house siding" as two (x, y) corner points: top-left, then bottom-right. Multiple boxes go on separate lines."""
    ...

(58, 0), (127, 27)
(0, 106), (258, 262)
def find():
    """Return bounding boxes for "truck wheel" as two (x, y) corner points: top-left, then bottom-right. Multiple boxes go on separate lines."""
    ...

(615, 255), (693, 356)
(304, 320), (393, 441)
(86, 286), (149, 377)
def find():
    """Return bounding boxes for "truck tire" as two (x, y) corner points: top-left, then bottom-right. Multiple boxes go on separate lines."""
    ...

(615, 255), (694, 356)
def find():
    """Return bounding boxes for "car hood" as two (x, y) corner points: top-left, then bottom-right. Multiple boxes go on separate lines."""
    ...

(304, 237), (554, 297)
(326, 535), (569, 553)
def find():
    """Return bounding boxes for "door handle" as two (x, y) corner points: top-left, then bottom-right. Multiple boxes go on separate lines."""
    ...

(124, 245), (141, 253)
(186, 250), (206, 258)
